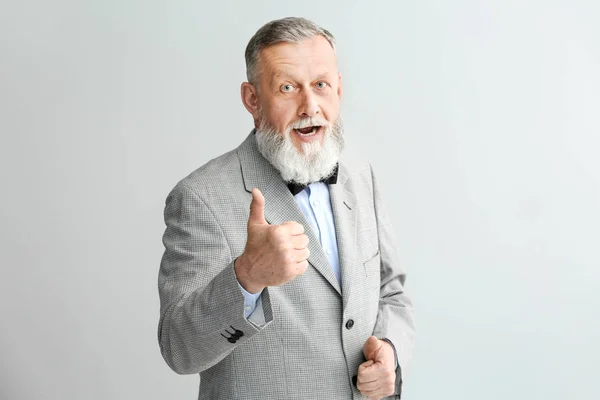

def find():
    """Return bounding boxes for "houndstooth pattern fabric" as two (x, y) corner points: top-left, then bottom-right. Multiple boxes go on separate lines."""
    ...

(158, 132), (416, 399)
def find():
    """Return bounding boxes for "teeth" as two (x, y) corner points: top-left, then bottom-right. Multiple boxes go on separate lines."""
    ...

(296, 126), (319, 136)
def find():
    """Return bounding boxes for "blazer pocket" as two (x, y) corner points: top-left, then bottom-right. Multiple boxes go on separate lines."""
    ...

(363, 250), (381, 278)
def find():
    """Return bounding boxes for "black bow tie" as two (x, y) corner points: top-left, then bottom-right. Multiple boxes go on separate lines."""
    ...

(287, 165), (339, 196)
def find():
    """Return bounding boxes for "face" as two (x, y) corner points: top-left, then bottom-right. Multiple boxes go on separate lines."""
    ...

(241, 35), (343, 152)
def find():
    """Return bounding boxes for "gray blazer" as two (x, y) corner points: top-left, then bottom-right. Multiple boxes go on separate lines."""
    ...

(158, 132), (416, 399)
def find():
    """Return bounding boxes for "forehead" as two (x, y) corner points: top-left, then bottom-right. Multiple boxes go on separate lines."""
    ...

(259, 35), (338, 81)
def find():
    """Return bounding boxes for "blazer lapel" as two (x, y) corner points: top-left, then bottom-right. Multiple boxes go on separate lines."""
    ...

(329, 162), (357, 309)
(237, 132), (342, 295)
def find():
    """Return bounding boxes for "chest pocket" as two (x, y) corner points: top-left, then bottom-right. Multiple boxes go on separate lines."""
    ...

(363, 250), (381, 280)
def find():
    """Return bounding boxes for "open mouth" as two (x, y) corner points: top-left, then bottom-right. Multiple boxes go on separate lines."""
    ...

(293, 126), (322, 136)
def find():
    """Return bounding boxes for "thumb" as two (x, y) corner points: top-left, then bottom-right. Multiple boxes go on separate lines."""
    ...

(248, 188), (267, 226)
(363, 336), (383, 361)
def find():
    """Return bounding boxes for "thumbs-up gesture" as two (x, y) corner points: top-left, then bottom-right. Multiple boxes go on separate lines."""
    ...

(234, 188), (310, 293)
(356, 336), (397, 399)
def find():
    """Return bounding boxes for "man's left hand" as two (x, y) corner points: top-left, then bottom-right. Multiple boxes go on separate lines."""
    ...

(356, 336), (396, 400)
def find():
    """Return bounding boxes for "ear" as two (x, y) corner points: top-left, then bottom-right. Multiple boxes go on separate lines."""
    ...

(337, 73), (343, 101)
(241, 82), (260, 120)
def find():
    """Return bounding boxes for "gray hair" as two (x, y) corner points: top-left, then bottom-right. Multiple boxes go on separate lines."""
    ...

(244, 17), (336, 85)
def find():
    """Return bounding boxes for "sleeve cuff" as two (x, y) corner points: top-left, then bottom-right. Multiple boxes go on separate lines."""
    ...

(381, 337), (400, 370)
(237, 281), (263, 318)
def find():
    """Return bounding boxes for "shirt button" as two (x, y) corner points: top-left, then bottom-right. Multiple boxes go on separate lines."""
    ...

(313, 200), (319, 207)
(245, 306), (251, 311)
(326, 249), (332, 256)
(345, 319), (354, 329)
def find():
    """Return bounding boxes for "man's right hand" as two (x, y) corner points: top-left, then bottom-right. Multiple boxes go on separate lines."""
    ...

(234, 188), (310, 293)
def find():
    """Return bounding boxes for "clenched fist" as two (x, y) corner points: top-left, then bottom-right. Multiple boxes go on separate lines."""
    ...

(234, 188), (310, 293)
(357, 336), (397, 400)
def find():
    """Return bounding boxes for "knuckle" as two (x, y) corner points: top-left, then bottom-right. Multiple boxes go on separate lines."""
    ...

(278, 242), (290, 253)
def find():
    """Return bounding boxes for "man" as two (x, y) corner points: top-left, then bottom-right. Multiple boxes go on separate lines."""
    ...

(158, 17), (415, 400)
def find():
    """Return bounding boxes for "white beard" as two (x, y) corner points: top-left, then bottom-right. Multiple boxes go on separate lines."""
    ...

(255, 114), (345, 186)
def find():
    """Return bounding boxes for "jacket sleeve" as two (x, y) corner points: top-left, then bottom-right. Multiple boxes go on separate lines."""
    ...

(157, 181), (273, 374)
(370, 165), (417, 396)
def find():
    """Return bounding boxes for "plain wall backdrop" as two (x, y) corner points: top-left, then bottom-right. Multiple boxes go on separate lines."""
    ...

(1, 0), (599, 399)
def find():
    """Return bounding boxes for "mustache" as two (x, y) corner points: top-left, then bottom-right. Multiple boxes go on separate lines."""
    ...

(289, 117), (330, 130)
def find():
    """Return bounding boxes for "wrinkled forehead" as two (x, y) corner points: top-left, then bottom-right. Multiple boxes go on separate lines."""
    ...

(258, 36), (338, 83)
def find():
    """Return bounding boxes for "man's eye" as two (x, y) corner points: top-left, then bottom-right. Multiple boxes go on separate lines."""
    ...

(281, 84), (293, 92)
(316, 81), (327, 89)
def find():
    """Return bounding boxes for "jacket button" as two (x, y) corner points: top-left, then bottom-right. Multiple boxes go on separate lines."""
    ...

(345, 319), (354, 329)
(230, 326), (244, 338)
(352, 375), (357, 387)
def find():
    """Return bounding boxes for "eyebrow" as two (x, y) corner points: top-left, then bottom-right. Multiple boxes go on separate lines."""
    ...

(313, 73), (331, 81)
(270, 70), (293, 87)
(270, 71), (332, 87)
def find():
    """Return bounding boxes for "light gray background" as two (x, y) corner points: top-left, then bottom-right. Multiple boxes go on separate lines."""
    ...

(1, 1), (598, 399)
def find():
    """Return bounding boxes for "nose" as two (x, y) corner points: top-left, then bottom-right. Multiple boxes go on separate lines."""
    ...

(298, 89), (320, 118)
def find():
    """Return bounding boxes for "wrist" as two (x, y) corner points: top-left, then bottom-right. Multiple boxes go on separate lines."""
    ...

(234, 255), (265, 294)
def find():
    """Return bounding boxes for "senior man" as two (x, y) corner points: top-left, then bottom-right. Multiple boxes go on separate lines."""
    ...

(158, 17), (416, 400)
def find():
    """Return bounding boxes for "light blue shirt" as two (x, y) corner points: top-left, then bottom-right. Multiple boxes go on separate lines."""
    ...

(237, 182), (340, 325)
